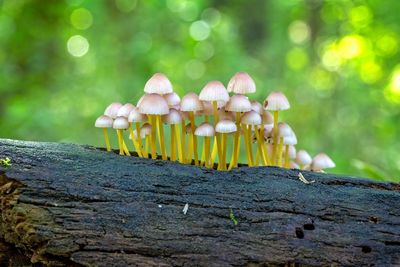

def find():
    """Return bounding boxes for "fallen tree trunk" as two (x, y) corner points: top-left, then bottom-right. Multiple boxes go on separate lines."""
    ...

(0, 138), (399, 266)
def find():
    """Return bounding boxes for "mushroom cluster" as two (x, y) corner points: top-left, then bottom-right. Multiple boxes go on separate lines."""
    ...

(95, 72), (335, 172)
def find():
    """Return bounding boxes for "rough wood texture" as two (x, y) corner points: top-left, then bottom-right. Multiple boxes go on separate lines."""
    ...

(0, 139), (399, 266)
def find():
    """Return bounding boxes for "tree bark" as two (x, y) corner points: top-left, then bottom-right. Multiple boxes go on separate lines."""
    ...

(0, 139), (399, 266)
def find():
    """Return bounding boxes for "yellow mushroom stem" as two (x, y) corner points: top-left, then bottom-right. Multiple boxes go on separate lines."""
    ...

(103, 128), (111, 152)
(210, 136), (218, 168)
(181, 122), (187, 163)
(255, 126), (267, 165)
(255, 148), (260, 166)
(170, 124), (176, 161)
(128, 124), (142, 157)
(157, 116), (167, 160)
(260, 126), (271, 166)
(284, 145), (290, 168)
(135, 122), (145, 157)
(272, 111), (279, 165)
(205, 136), (211, 168)
(122, 138), (131, 156)
(187, 134), (193, 164)
(188, 112), (199, 166)
(242, 124), (253, 167)
(175, 124), (184, 163)
(116, 129), (123, 155)
(205, 115), (209, 123)
(200, 142), (206, 166)
(149, 115), (157, 159)
(277, 137), (284, 167)
(144, 135), (150, 157)
(220, 133), (228, 170)
(216, 133), (223, 170)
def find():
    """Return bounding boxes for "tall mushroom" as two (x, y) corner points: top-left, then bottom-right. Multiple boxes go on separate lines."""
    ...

(95, 115), (113, 152)
(113, 116), (130, 156)
(264, 91), (290, 165)
(138, 93), (169, 160)
(215, 120), (237, 171)
(180, 93), (203, 166)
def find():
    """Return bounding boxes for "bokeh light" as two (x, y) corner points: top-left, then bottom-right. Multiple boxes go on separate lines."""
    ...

(190, 21), (210, 41)
(67, 35), (89, 57)
(70, 8), (93, 30)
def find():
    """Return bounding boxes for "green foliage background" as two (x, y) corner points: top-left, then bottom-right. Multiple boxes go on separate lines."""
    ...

(1, 0), (399, 181)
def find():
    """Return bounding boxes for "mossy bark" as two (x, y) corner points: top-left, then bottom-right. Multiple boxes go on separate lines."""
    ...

(0, 139), (399, 266)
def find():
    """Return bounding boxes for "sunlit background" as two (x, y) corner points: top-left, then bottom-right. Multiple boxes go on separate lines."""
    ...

(1, 0), (399, 181)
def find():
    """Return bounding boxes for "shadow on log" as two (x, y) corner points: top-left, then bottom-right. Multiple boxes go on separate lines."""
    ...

(0, 139), (399, 266)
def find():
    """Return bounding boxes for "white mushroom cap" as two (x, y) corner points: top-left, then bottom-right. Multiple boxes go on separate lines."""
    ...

(95, 115), (113, 128)
(241, 110), (262, 125)
(199, 101), (214, 116)
(290, 161), (300, 169)
(296, 150), (312, 166)
(117, 103), (135, 118)
(194, 123), (215, 137)
(163, 92), (181, 107)
(251, 101), (263, 114)
(215, 120), (237, 133)
(227, 72), (256, 94)
(144, 73), (173, 95)
(128, 107), (147, 123)
(113, 116), (129, 130)
(141, 123), (152, 136)
(138, 93), (169, 115)
(264, 124), (274, 137)
(264, 91), (290, 111)
(137, 95), (145, 106)
(225, 94), (252, 113)
(287, 145), (297, 159)
(218, 109), (235, 121)
(162, 108), (182, 124)
(199, 81), (229, 103)
(311, 153), (335, 171)
(278, 122), (294, 137)
(261, 110), (274, 125)
(104, 102), (123, 119)
(180, 92), (203, 112)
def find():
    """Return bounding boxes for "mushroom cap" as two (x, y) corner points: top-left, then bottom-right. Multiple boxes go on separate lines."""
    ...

(144, 73), (173, 95)
(199, 101), (214, 116)
(225, 94), (252, 113)
(138, 93), (169, 115)
(199, 81), (229, 102)
(95, 115), (113, 128)
(218, 109), (235, 121)
(113, 116), (129, 129)
(296, 150), (312, 165)
(264, 124), (274, 137)
(290, 161), (300, 169)
(278, 122), (294, 138)
(128, 107), (147, 123)
(141, 123), (152, 136)
(241, 110), (262, 125)
(163, 92), (181, 107)
(251, 101), (263, 114)
(216, 119), (237, 133)
(194, 123), (215, 137)
(162, 108), (182, 124)
(180, 92), (203, 112)
(287, 145), (297, 159)
(104, 102), (123, 119)
(311, 153), (335, 171)
(264, 91), (290, 111)
(227, 72), (256, 94)
(117, 103), (135, 118)
(261, 110), (274, 125)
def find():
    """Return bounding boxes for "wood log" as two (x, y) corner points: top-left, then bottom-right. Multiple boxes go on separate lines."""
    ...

(0, 138), (399, 266)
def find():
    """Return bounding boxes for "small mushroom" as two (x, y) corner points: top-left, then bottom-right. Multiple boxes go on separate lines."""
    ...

(311, 153), (335, 172)
(215, 120), (237, 170)
(194, 123), (215, 168)
(95, 115), (113, 152)
(162, 108), (183, 162)
(113, 116), (130, 156)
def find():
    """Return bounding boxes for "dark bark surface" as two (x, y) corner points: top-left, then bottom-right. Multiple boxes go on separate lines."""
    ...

(0, 138), (399, 266)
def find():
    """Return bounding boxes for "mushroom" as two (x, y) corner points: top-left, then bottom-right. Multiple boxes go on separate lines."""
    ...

(163, 92), (181, 107)
(251, 100), (263, 114)
(113, 116), (130, 156)
(180, 93), (204, 165)
(162, 108), (183, 162)
(95, 115), (113, 152)
(144, 73), (173, 95)
(240, 111), (270, 167)
(311, 153), (335, 172)
(227, 72), (256, 95)
(225, 95), (252, 169)
(104, 102), (123, 119)
(284, 145), (297, 168)
(296, 150), (312, 169)
(117, 103), (135, 118)
(128, 107), (147, 158)
(215, 120), (237, 170)
(138, 93), (169, 159)
(276, 123), (296, 167)
(194, 123), (215, 168)
(264, 91), (290, 165)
